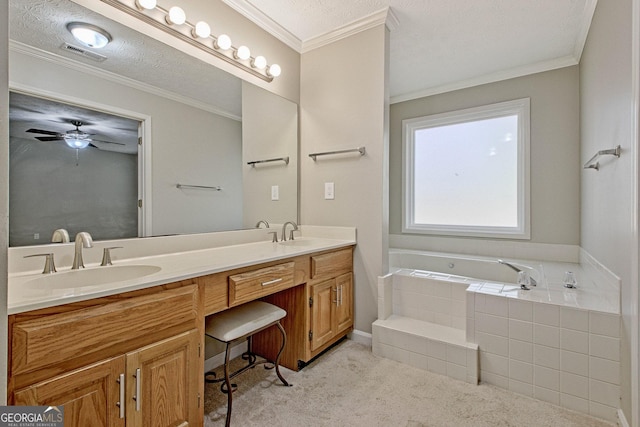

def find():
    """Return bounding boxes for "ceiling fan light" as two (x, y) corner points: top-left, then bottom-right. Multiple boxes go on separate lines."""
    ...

(66, 22), (112, 49)
(135, 0), (157, 10)
(166, 6), (186, 25)
(214, 34), (232, 50)
(64, 136), (91, 149)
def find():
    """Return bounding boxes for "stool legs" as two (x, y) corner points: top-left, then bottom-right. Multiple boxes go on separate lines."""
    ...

(211, 320), (291, 426)
(223, 343), (234, 427)
(274, 321), (290, 387)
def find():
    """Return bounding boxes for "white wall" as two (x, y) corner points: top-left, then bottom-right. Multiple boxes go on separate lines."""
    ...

(0, 0), (8, 405)
(242, 81), (298, 228)
(579, 0), (635, 423)
(9, 50), (243, 237)
(300, 26), (389, 334)
(389, 66), (581, 256)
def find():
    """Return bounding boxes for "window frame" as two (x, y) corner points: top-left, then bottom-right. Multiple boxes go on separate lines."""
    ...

(402, 98), (531, 239)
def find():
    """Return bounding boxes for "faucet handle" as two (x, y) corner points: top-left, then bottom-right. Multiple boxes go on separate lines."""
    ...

(267, 231), (278, 243)
(288, 229), (296, 241)
(101, 247), (123, 266)
(24, 253), (57, 274)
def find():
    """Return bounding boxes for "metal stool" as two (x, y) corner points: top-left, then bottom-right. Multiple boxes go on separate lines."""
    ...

(204, 301), (291, 426)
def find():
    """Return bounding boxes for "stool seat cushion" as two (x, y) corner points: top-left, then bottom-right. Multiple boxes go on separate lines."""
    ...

(205, 301), (286, 342)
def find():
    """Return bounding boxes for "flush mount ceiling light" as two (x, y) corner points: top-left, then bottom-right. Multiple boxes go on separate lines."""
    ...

(66, 22), (112, 49)
(99, 0), (281, 82)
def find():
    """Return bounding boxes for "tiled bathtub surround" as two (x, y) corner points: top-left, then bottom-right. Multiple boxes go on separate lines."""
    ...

(373, 249), (621, 423)
(469, 291), (620, 423)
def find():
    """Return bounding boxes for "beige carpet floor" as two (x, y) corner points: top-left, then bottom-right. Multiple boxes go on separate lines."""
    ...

(204, 339), (615, 427)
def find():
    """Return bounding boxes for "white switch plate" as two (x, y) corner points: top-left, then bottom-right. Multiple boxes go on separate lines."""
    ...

(271, 185), (279, 201)
(324, 182), (335, 200)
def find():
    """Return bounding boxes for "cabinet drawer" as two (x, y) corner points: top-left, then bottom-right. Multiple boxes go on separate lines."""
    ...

(311, 248), (353, 280)
(229, 262), (294, 306)
(201, 273), (229, 315)
(11, 285), (198, 377)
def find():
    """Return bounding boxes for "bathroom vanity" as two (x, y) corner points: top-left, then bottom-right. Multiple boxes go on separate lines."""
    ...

(7, 231), (355, 426)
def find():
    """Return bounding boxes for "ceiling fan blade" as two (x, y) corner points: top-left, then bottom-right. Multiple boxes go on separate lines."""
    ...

(35, 136), (63, 142)
(26, 128), (60, 136)
(92, 138), (126, 146)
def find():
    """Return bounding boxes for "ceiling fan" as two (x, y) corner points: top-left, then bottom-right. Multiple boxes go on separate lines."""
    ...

(26, 120), (126, 149)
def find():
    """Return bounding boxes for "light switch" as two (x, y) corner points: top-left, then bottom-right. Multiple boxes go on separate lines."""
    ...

(271, 185), (279, 201)
(324, 182), (335, 200)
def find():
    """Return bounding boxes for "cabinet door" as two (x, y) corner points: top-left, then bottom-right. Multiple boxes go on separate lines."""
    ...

(14, 356), (126, 427)
(335, 272), (353, 334)
(310, 279), (336, 352)
(126, 330), (200, 427)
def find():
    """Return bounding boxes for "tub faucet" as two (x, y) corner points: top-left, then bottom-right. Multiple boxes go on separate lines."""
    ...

(498, 259), (537, 286)
(281, 221), (298, 241)
(255, 220), (270, 228)
(72, 232), (93, 269)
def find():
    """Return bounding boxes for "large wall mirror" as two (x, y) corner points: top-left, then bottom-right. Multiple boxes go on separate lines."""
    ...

(8, 0), (298, 247)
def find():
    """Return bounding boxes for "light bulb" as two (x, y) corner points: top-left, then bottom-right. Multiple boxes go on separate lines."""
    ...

(166, 6), (186, 25)
(252, 55), (267, 69)
(193, 21), (211, 38)
(235, 45), (251, 60)
(135, 0), (157, 10)
(267, 64), (281, 77)
(215, 34), (232, 50)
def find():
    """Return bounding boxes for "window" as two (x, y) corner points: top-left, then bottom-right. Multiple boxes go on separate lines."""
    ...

(402, 98), (530, 239)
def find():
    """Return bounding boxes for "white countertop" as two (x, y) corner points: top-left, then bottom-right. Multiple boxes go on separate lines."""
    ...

(9, 236), (355, 315)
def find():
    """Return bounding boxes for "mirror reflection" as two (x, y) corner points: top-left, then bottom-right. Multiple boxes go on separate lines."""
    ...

(8, 0), (298, 246)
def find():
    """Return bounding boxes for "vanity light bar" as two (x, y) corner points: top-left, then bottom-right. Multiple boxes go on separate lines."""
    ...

(100, 0), (281, 82)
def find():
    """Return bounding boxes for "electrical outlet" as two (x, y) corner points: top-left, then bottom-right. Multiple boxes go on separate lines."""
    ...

(324, 182), (335, 200)
(33, 233), (40, 240)
(271, 185), (279, 201)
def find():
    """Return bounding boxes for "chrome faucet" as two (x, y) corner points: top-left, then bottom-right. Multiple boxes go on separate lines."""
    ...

(255, 220), (270, 228)
(281, 221), (298, 241)
(72, 232), (93, 269)
(498, 259), (537, 286)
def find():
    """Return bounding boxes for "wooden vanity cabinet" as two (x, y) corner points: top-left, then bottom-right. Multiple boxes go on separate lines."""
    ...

(307, 248), (354, 359)
(8, 283), (202, 427)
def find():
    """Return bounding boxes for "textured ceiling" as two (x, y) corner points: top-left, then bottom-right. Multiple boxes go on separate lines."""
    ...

(227, 0), (594, 100)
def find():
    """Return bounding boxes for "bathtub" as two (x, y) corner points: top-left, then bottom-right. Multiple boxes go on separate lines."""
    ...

(373, 248), (622, 422)
(388, 248), (619, 313)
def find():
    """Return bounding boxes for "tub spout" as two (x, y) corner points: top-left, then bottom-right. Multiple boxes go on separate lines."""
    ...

(498, 259), (537, 286)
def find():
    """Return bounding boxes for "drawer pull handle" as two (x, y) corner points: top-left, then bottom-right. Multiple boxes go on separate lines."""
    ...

(261, 278), (283, 286)
(116, 373), (125, 419)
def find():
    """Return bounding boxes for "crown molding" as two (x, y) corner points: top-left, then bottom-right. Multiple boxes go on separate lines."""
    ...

(220, 0), (302, 52)
(385, 7), (400, 32)
(573, 0), (598, 62)
(390, 54), (579, 104)
(9, 40), (241, 121)
(301, 8), (391, 54)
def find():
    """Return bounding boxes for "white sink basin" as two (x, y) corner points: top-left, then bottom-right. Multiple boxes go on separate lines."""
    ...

(24, 265), (162, 290)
